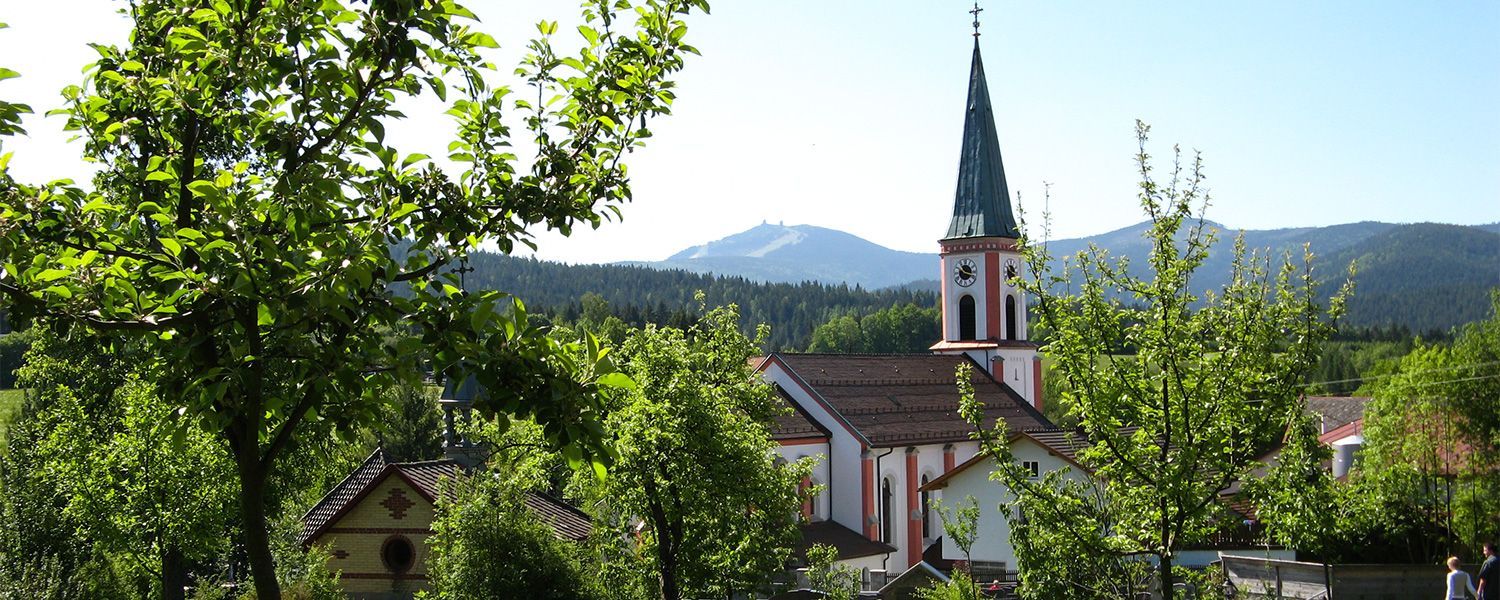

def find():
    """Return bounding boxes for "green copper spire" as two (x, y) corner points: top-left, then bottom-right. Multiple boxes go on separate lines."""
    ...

(945, 41), (1020, 240)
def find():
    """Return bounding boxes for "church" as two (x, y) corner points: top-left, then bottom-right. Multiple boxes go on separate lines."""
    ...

(761, 34), (1084, 587)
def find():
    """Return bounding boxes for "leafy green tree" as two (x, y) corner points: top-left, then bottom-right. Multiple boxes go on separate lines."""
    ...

(378, 381), (443, 463)
(804, 543), (859, 600)
(1355, 290), (1500, 561)
(584, 303), (811, 600)
(0, 1), (705, 595)
(918, 496), (981, 600)
(0, 329), (241, 599)
(956, 368), (1142, 600)
(806, 303), (939, 353)
(426, 472), (600, 600)
(1243, 411), (1342, 560)
(977, 122), (1350, 598)
(0, 325), (32, 388)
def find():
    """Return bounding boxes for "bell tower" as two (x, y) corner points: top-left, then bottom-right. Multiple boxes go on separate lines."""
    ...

(929, 35), (1042, 410)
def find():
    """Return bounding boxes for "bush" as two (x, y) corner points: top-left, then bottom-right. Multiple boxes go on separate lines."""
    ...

(425, 474), (598, 600)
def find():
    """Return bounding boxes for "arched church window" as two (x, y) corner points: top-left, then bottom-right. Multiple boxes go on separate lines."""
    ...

(1005, 295), (1018, 341)
(959, 295), (976, 340)
(920, 474), (931, 539)
(881, 478), (894, 543)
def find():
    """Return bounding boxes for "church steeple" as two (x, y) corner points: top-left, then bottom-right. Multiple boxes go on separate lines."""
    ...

(944, 41), (1019, 241)
(931, 24), (1042, 411)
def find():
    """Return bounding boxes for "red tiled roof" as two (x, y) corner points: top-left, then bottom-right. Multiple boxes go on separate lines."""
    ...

(768, 353), (1053, 447)
(300, 454), (592, 544)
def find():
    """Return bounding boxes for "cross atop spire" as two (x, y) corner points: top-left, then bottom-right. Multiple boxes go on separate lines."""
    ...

(970, 2), (983, 37)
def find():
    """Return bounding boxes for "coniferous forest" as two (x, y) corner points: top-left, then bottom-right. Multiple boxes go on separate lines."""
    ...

(460, 252), (938, 351)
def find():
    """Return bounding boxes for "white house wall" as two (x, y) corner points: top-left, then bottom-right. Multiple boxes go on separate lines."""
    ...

(935, 438), (1088, 571)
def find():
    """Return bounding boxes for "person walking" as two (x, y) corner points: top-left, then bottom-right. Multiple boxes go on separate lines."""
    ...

(1448, 557), (1478, 599)
(1479, 542), (1499, 600)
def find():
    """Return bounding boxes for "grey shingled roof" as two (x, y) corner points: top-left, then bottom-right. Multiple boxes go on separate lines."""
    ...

(945, 41), (1020, 241)
(1304, 396), (1371, 432)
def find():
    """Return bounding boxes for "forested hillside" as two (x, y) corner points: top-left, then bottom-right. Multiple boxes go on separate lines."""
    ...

(1313, 223), (1500, 333)
(462, 253), (937, 350)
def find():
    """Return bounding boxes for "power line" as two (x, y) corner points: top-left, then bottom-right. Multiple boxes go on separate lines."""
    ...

(1298, 360), (1500, 389)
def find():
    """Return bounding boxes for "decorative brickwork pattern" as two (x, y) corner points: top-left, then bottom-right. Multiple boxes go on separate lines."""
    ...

(331, 549), (349, 560)
(381, 488), (415, 520)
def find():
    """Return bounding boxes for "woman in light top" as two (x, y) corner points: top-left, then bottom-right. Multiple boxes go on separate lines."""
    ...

(1450, 556), (1480, 599)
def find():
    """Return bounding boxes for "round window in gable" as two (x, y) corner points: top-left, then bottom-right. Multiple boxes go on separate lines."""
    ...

(381, 536), (415, 574)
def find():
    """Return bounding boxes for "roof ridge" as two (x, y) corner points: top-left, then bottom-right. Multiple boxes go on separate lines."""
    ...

(299, 447), (388, 523)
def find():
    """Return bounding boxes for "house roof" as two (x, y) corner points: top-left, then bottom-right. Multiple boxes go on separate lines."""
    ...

(1304, 396), (1371, 433)
(299, 448), (391, 544)
(944, 41), (1019, 241)
(299, 451), (593, 545)
(797, 520), (897, 561)
(918, 429), (1089, 492)
(522, 491), (595, 542)
(765, 353), (1054, 448)
(771, 386), (832, 442)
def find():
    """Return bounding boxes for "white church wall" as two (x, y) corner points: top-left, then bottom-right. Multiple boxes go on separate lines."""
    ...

(774, 441), (831, 521)
(758, 361), (869, 534)
(993, 348), (1037, 407)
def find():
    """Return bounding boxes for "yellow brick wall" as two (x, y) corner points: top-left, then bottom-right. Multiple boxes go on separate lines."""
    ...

(311, 475), (437, 598)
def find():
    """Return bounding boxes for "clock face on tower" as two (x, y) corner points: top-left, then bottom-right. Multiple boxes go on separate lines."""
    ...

(953, 257), (978, 287)
(1004, 258), (1019, 281)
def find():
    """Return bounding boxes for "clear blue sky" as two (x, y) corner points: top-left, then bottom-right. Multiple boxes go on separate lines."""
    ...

(3, 1), (1497, 264)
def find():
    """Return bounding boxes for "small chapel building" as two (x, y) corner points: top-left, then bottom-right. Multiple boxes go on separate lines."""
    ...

(763, 36), (1082, 583)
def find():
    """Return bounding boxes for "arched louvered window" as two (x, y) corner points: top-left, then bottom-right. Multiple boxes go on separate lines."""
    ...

(959, 295), (976, 340)
(881, 478), (894, 543)
(920, 474), (932, 539)
(1005, 295), (1018, 341)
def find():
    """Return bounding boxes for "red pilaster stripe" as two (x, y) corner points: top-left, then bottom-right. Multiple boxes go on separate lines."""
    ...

(862, 453), (876, 540)
(943, 444), (956, 473)
(800, 476), (813, 521)
(1032, 357), (1044, 411)
(939, 258), (950, 340)
(984, 252), (1001, 339)
(905, 448), (921, 567)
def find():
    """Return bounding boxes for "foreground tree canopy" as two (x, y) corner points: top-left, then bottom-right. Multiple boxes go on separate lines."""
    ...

(960, 122), (1352, 599)
(0, 0), (707, 596)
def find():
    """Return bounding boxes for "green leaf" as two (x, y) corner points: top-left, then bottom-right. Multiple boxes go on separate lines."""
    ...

(186, 180), (221, 199)
(145, 171), (174, 182)
(0, 68), (19, 82)
(257, 303), (273, 327)
(158, 237), (182, 256)
(34, 268), (70, 282)
(463, 32), (499, 49)
(596, 372), (636, 390)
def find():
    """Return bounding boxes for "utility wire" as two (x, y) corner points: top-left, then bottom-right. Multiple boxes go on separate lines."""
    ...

(1297, 360), (1500, 389)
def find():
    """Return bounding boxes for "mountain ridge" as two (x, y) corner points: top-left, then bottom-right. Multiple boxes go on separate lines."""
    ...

(622, 219), (1499, 332)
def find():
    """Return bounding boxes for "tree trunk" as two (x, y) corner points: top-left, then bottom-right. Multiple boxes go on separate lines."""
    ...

(231, 428), (280, 600)
(657, 546), (679, 600)
(1158, 550), (1173, 600)
(161, 545), (187, 600)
